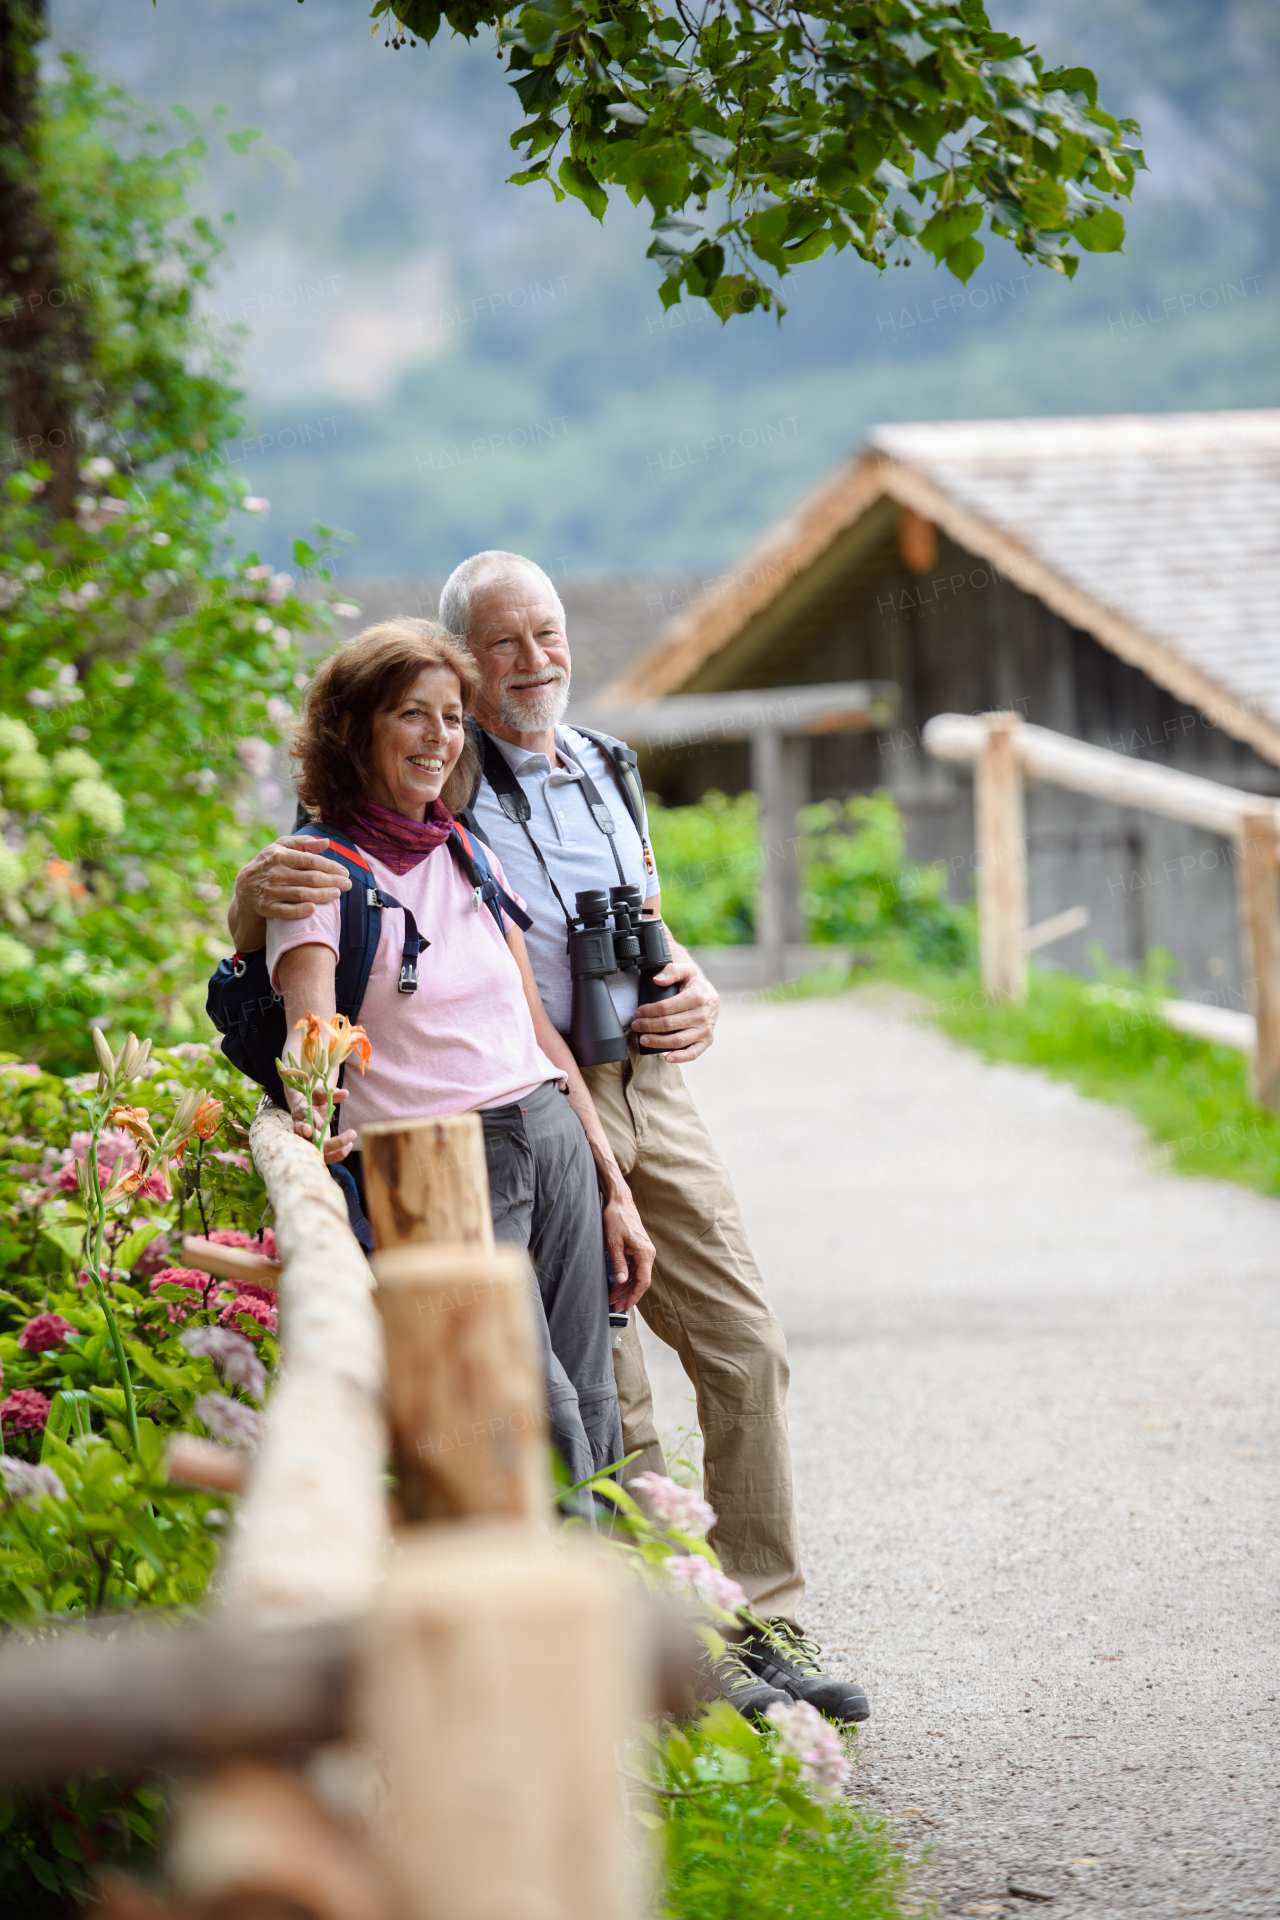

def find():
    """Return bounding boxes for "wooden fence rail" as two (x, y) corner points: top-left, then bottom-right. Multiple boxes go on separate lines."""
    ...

(0, 1105), (689, 1920)
(924, 711), (1280, 1106)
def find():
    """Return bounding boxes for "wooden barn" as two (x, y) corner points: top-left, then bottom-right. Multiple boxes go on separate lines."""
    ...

(596, 411), (1280, 1004)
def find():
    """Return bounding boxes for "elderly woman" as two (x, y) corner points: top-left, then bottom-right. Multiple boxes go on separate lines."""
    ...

(269, 619), (647, 1482)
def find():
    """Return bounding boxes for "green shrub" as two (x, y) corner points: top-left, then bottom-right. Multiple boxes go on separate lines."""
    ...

(0, 58), (346, 1070)
(647, 790), (761, 946)
(0, 1036), (271, 1906)
(649, 787), (975, 969)
(799, 794), (974, 968)
(643, 1708), (911, 1920)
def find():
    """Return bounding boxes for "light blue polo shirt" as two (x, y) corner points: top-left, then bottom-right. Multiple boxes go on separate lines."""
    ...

(469, 725), (661, 1034)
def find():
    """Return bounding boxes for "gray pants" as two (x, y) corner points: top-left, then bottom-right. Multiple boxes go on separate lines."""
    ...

(480, 1081), (623, 1486)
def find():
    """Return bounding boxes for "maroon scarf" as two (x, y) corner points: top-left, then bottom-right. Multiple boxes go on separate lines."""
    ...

(334, 797), (453, 876)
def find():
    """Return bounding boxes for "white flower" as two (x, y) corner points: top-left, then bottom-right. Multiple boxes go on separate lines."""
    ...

(243, 497), (271, 513)
(0, 718), (36, 755)
(253, 614), (274, 635)
(765, 1698), (850, 1800)
(195, 1391), (265, 1450)
(181, 1327), (267, 1402)
(81, 456), (116, 480)
(66, 777), (125, 837)
(236, 737), (274, 781)
(0, 1457), (66, 1505)
(630, 1470), (716, 1536)
(244, 563), (273, 581)
(266, 698), (293, 727)
(332, 602), (361, 619)
(151, 531), (172, 547)
(665, 1554), (745, 1615)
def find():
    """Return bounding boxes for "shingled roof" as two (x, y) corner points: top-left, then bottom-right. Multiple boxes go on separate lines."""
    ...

(605, 410), (1280, 766)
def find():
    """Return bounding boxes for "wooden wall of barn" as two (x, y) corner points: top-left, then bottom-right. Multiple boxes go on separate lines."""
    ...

(638, 525), (1280, 1004)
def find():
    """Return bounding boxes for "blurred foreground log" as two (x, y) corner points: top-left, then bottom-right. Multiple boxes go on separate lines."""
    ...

(222, 1106), (387, 1626)
(0, 1622), (353, 1789)
(360, 1113), (493, 1249)
(373, 1243), (551, 1521)
(360, 1521), (645, 1920)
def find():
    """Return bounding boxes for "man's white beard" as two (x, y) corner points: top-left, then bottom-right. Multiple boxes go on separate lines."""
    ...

(499, 667), (570, 732)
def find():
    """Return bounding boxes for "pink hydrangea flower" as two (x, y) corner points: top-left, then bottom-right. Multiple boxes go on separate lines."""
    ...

(149, 1267), (210, 1321)
(630, 1471), (716, 1537)
(1, 1388), (52, 1434)
(219, 1292), (278, 1338)
(665, 1554), (746, 1615)
(17, 1313), (77, 1354)
(765, 1698), (850, 1799)
(207, 1227), (278, 1261)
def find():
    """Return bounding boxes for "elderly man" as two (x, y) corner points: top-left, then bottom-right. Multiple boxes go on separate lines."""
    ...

(227, 552), (868, 1724)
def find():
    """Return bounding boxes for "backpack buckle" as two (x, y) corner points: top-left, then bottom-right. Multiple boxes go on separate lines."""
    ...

(367, 888), (381, 908)
(398, 961), (418, 994)
(471, 886), (482, 912)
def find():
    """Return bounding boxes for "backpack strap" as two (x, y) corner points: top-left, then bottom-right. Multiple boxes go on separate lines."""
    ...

(298, 824), (424, 1012)
(570, 725), (648, 841)
(447, 821), (533, 934)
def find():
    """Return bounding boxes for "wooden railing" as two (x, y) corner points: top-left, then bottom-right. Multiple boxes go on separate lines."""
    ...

(0, 1109), (685, 1918)
(925, 711), (1280, 1106)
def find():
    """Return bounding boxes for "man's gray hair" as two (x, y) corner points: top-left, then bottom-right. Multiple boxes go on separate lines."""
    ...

(438, 551), (566, 645)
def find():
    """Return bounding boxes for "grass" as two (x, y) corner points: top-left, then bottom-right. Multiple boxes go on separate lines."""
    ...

(648, 1713), (916, 1920)
(757, 955), (1280, 1200)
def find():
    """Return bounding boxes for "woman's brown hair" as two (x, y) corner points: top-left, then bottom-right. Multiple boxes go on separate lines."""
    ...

(291, 619), (480, 825)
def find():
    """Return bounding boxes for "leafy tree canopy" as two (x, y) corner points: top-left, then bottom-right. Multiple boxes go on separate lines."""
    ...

(361, 0), (1143, 315)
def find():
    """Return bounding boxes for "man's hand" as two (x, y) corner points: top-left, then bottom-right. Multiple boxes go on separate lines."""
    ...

(228, 836), (352, 952)
(602, 1179), (655, 1314)
(630, 946), (720, 1063)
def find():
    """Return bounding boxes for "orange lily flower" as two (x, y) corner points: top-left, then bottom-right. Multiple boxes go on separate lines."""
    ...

(104, 1166), (146, 1201)
(292, 1012), (371, 1075)
(108, 1104), (159, 1151)
(190, 1095), (224, 1141)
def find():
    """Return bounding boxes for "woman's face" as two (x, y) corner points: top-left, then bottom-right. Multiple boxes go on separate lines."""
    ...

(367, 664), (466, 819)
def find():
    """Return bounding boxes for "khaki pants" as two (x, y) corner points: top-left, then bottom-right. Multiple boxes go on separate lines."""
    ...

(583, 1041), (804, 1624)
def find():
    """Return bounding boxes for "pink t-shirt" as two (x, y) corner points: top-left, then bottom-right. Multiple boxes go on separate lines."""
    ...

(266, 840), (561, 1136)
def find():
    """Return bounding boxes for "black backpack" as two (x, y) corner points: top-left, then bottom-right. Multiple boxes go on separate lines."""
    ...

(206, 819), (530, 1108)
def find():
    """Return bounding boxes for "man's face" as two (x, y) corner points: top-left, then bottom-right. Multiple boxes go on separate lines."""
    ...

(466, 570), (572, 735)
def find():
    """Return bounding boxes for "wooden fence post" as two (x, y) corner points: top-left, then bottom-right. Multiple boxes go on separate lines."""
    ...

(1235, 810), (1280, 1108)
(372, 1244), (552, 1521)
(974, 711), (1028, 1004)
(360, 1114), (493, 1250)
(359, 1522), (644, 1920)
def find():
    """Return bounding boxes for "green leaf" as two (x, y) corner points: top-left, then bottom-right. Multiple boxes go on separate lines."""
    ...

(919, 199), (982, 261)
(112, 1220), (164, 1271)
(606, 103), (648, 127)
(40, 1223), (85, 1264)
(689, 126), (733, 164)
(945, 233), (984, 281)
(227, 128), (263, 156)
(557, 156), (607, 220)
(1072, 203), (1125, 252)
(698, 1700), (763, 1755)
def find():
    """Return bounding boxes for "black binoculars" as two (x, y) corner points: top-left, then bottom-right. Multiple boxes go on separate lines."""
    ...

(567, 884), (678, 1067)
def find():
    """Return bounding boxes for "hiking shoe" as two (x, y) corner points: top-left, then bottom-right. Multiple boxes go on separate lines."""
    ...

(739, 1619), (871, 1723)
(699, 1642), (793, 1721)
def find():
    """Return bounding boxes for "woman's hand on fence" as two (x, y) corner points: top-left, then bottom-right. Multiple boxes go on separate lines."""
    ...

(602, 1183), (655, 1312)
(284, 1082), (357, 1165)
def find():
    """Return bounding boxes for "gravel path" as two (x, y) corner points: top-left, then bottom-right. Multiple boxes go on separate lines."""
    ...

(637, 987), (1279, 1919)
